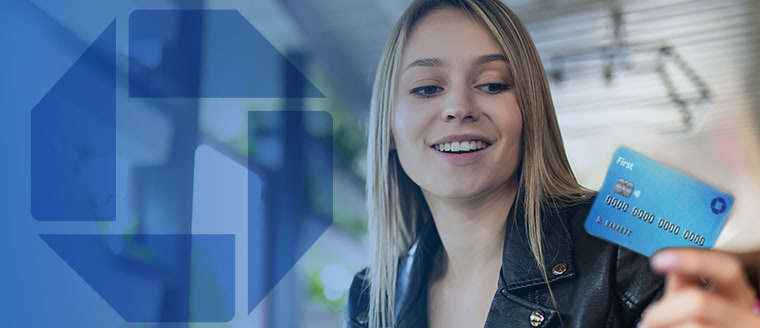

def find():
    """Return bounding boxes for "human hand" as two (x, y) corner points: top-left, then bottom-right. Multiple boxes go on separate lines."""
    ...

(639, 248), (760, 328)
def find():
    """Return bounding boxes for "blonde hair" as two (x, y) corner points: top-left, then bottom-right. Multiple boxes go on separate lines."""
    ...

(365, 0), (589, 327)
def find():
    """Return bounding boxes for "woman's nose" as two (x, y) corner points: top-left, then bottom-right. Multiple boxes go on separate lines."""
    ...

(441, 87), (479, 122)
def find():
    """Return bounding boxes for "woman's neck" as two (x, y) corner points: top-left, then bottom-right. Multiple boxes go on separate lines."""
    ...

(423, 178), (518, 283)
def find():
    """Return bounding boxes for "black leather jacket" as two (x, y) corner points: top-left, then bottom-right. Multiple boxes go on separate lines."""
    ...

(345, 194), (664, 327)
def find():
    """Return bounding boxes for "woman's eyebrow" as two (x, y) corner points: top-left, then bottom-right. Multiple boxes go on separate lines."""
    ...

(401, 54), (508, 73)
(403, 57), (444, 72)
(474, 54), (508, 66)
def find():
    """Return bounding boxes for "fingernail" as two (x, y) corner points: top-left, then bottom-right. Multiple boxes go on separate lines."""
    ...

(651, 250), (678, 272)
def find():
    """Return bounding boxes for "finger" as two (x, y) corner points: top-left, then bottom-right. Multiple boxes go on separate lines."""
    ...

(665, 271), (701, 295)
(646, 310), (760, 328)
(737, 250), (760, 295)
(651, 248), (755, 302)
(667, 323), (714, 328)
(641, 287), (757, 328)
(667, 324), (713, 328)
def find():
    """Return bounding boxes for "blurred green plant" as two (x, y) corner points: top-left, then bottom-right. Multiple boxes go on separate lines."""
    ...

(306, 266), (346, 312)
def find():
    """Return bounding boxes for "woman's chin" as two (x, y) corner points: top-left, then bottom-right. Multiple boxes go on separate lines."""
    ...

(420, 176), (517, 204)
(424, 182), (493, 202)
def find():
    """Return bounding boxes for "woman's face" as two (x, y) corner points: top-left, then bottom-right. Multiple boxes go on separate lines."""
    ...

(392, 8), (523, 201)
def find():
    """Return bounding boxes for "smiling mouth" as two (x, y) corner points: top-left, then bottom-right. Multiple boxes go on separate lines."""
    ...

(432, 140), (491, 154)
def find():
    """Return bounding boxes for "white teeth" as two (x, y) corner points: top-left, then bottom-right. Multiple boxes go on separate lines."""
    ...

(434, 140), (488, 153)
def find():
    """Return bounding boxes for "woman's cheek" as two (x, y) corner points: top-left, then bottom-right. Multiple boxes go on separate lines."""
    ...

(393, 101), (430, 145)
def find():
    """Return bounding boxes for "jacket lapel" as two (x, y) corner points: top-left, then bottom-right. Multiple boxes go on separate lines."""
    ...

(394, 219), (440, 328)
(393, 194), (578, 327)
(501, 196), (577, 292)
(487, 195), (577, 327)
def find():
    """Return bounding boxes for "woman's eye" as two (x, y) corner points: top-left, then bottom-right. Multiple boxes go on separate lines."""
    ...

(477, 83), (510, 94)
(410, 85), (443, 98)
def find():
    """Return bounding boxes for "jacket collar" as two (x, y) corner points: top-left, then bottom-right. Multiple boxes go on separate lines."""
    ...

(394, 218), (440, 326)
(500, 194), (577, 291)
(394, 193), (577, 325)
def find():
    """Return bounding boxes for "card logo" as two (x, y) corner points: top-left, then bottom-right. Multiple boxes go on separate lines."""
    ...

(711, 197), (727, 214)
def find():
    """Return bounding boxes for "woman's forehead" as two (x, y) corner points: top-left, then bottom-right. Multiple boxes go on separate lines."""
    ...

(401, 8), (503, 68)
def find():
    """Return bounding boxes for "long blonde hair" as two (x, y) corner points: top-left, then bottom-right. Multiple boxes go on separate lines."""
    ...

(365, 0), (589, 327)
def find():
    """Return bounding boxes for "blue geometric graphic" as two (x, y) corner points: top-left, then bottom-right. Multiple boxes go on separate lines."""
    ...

(40, 234), (235, 322)
(22, 6), (333, 324)
(31, 21), (116, 221)
(248, 111), (333, 314)
(129, 10), (324, 98)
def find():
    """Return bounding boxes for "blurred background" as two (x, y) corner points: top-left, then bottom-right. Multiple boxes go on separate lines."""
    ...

(2, 0), (759, 327)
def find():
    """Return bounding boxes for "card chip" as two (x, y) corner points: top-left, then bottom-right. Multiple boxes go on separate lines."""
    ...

(614, 178), (634, 197)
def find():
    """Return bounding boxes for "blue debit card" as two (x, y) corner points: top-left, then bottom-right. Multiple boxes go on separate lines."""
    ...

(584, 147), (733, 257)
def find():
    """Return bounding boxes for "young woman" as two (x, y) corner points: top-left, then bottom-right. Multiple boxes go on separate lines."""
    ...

(346, 0), (759, 327)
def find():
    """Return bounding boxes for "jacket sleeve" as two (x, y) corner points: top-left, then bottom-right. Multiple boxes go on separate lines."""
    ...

(615, 247), (665, 326)
(345, 268), (370, 328)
